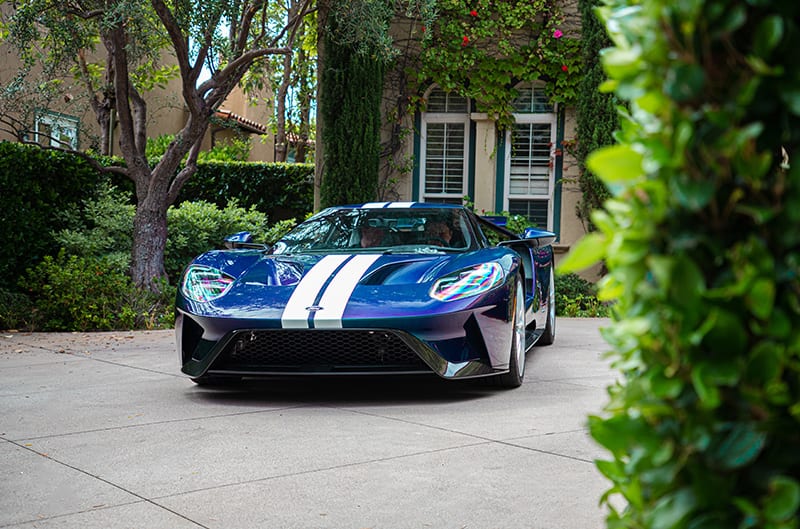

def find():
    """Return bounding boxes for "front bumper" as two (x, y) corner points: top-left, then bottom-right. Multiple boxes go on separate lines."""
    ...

(176, 297), (514, 380)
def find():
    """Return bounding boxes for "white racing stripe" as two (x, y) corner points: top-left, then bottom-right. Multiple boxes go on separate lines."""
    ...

(361, 202), (389, 209)
(313, 255), (381, 328)
(281, 255), (349, 328)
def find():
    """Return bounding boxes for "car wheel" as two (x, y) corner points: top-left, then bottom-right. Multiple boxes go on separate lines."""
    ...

(496, 278), (526, 388)
(538, 267), (556, 346)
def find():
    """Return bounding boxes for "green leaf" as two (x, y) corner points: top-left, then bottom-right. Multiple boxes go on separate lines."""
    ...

(747, 278), (775, 320)
(691, 365), (721, 409)
(647, 488), (698, 529)
(587, 145), (645, 184)
(764, 476), (800, 522)
(601, 45), (643, 79)
(708, 422), (766, 470)
(753, 16), (784, 57)
(665, 63), (706, 102)
(558, 232), (607, 273)
(670, 175), (716, 210)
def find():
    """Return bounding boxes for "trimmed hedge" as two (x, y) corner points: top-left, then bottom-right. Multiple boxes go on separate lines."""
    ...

(176, 161), (314, 221)
(0, 141), (104, 280)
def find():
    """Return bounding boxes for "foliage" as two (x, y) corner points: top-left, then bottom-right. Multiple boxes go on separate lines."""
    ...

(50, 182), (294, 283)
(165, 199), (283, 281)
(560, 0), (800, 527)
(256, 1), (317, 164)
(177, 161), (314, 221)
(554, 273), (608, 317)
(319, 9), (386, 207)
(53, 181), (135, 273)
(1, 0), (315, 292)
(0, 288), (36, 331)
(19, 250), (175, 331)
(407, 0), (581, 128)
(0, 141), (103, 281)
(146, 134), (252, 162)
(574, 0), (615, 230)
(3, 175), (297, 330)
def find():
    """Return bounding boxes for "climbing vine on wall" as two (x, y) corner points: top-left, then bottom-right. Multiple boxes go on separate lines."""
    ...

(405, 0), (581, 128)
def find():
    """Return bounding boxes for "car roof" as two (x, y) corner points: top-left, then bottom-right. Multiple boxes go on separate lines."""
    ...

(333, 202), (466, 211)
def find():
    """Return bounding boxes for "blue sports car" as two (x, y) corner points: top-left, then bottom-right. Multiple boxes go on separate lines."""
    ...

(176, 202), (556, 388)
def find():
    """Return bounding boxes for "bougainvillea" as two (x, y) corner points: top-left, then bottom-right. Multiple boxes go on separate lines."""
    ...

(406, 0), (581, 128)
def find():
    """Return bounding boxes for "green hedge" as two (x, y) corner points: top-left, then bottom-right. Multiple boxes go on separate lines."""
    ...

(176, 161), (314, 221)
(0, 141), (104, 280)
(562, 1), (800, 527)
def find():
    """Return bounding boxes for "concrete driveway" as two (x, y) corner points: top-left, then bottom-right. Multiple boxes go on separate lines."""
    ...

(1, 318), (616, 529)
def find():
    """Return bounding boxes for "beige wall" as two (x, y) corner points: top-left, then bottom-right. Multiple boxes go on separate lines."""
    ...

(205, 86), (276, 162)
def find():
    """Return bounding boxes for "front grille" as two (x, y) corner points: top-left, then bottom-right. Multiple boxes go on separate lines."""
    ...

(213, 329), (431, 373)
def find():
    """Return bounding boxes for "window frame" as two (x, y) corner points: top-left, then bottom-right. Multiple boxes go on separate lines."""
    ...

(34, 110), (80, 149)
(502, 82), (557, 230)
(418, 86), (470, 204)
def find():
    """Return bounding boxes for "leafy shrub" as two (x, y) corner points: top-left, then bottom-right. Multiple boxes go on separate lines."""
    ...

(554, 273), (608, 317)
(53, 182), (135, 273)
(177, 161), (314, 221)
(53, 184), (297, 283)
(147, 134), (251, 162)
(19, 251), (174, 331)
(0, 288), (35, 331)
(164, 199), (295, 281)
(561, 1), (800, 527)
(0, 142), (104, 280)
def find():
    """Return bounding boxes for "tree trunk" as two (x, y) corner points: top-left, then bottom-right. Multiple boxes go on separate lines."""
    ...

(274, 51), (291, 162)
(130, 199), (169, 291)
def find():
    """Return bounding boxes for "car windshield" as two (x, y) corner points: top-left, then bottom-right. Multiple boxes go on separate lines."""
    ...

(270, 207), (475, 255)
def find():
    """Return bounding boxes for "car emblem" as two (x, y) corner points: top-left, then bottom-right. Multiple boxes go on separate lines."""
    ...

(305, 305), (324, 312)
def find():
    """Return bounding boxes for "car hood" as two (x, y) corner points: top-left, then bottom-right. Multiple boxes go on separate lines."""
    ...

(179, 248), (516, 325)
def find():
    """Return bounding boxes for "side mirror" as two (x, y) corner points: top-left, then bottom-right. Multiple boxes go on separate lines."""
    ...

(498, 227), (557, 249)
(224, 231), (268, 250)
(522, 227), (556, 248)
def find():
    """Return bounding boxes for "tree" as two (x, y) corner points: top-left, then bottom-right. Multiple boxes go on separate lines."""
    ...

(561, 0), (800, 527)
(1, 0), (313, 290)
(574, 0), (615, 231)
(271, 3), (316, 163)
(315, 0), (393, 207)
(318, 1), (388, 207)
(242, 0), (317, 163)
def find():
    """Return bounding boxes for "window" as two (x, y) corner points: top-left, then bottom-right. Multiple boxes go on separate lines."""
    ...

(504, 82), (556, 229)
(419, 87), (470, 204)
(34, 111), (79, 149)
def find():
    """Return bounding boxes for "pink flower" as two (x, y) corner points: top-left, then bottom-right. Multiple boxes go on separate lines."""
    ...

(470, 9), (478, 17)
(462, 35), (469, 46)
(553, 29), (563, 39)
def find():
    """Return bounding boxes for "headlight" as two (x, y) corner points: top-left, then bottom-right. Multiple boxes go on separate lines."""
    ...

(430, 262), (504, 302)
(181, 265), (235, 302)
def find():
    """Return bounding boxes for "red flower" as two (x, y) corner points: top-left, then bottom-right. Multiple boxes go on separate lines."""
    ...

(561, 64), (569, 72)
(462, 35), (469, 46)
(470, 9), (478, 17)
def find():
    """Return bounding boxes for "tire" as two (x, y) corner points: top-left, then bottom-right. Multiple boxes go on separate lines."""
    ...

(538, 268), (556, 346)
(496, 278), (526, 388)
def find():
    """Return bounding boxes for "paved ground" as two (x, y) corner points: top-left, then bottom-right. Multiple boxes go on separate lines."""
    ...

(1, 318), (616, 529)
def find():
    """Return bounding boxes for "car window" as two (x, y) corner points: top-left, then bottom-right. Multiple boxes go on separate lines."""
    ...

(271, 208), (475, 254)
